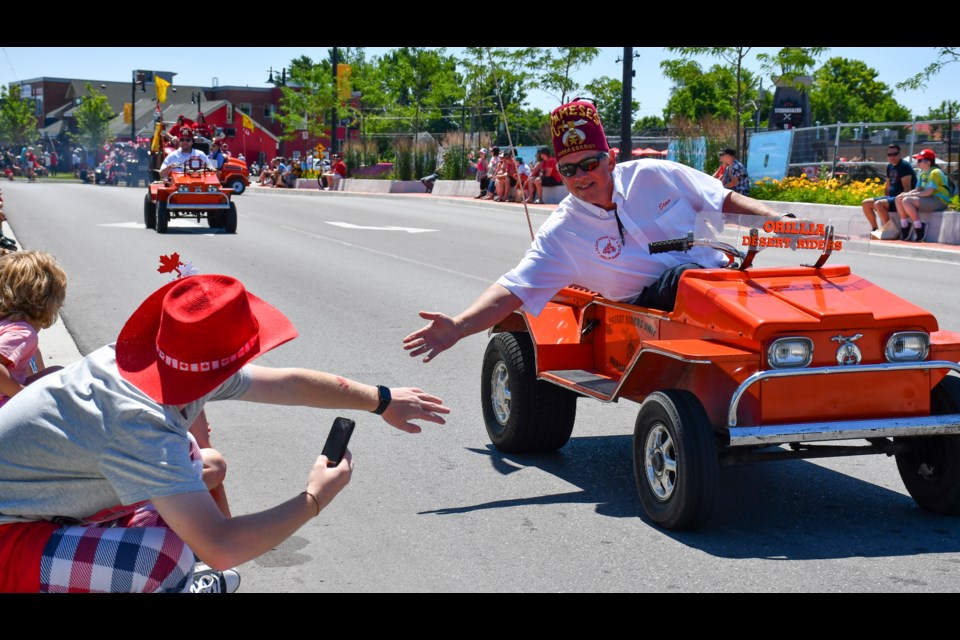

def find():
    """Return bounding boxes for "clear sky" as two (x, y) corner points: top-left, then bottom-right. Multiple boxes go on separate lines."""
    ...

(2, 47), (957, 119)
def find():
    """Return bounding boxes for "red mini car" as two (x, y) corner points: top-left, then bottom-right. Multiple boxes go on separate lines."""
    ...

(481, 214), (960, 530)
(144, 156), (237, 234)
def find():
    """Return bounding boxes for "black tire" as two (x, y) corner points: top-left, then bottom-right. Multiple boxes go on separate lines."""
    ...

(224, 202), (237, 234)
(226, 178), (245, 195)
(633, 390), (719, 530)
(207, 211), (226, 228)
(143, 194), (156, 229)
(895, 376), (960, 514)
(480, 331), (577, 453)
(156, 202), (169, 234)
(317, 175), (325, 189)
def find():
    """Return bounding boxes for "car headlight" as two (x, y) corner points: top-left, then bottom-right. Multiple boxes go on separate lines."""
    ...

(177, 185), (188, 192)
(207, 185), (218, 192)
(885, 332), (929, 362)
(768, 337), (813, 368)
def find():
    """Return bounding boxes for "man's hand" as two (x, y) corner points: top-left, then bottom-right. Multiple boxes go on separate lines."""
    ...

(381, 387), (450, 433)
(402, 311), (462, 363)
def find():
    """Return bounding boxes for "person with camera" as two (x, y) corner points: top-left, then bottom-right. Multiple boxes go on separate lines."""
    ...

(0, 273), (450, 593)
(403, 99), (781, 363)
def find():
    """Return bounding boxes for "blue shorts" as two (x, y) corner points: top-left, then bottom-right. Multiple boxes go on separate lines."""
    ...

(874, 195), (899, 212)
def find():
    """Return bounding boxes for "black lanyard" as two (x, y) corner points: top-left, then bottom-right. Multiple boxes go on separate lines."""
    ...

(613, 206), (626, 244)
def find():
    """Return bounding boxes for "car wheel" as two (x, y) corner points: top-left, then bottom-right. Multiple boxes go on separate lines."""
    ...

(156, 202), (169, 234)
(143, 194), (156, 229)
(480, 331), (577, 453)
(633, 390), (719, 530)
(227, 178), (245, 195)
(224, 202), (237, 234)
(895, 375), (960, 514)
(207, 211), (225, 228)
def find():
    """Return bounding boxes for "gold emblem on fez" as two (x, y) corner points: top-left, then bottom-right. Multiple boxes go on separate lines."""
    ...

(561, 120), (588, 147)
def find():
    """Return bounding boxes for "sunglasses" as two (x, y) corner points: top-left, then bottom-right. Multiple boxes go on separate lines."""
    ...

(557, 153), (607, 177)
(887, 152), (899, 156)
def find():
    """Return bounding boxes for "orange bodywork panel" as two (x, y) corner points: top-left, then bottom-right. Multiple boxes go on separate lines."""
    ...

(509, 263), (960, 430)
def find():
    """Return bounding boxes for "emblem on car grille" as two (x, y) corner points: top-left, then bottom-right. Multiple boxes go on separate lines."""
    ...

(831, 333), (863, 366)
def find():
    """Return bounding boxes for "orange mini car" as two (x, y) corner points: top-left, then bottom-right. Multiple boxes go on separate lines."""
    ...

(144, 155), (237, 234)
(218, 156), (249, 195)
(481, 214), (960, 530)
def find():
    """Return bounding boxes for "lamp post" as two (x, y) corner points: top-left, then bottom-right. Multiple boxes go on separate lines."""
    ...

(190, 92), (202, 118)
(131, 70), (146, 141)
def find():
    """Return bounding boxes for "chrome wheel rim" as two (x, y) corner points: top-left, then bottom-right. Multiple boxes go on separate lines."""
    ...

(490, 361), (511, 425)
(645, 423), (677, 501)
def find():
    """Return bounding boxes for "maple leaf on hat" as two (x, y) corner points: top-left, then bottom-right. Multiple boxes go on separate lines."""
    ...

(158, 253), (184, 277)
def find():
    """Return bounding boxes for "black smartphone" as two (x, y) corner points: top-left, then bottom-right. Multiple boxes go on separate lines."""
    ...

(321, 417), (355, 467)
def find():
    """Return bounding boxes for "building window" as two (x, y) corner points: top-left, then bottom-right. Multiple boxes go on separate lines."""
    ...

(238, 103), (252, 116)
(264, 104), (276, 119)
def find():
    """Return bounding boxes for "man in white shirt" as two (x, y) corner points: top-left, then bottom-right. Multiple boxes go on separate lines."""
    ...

(403, 99), (783, 363)
(159, 128), (215, 179)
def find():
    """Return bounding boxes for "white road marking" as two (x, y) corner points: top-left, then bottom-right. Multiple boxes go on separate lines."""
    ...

(324, 222), (437, 234)
(280, 225), (489, 283)
(99, 221), (218, 235)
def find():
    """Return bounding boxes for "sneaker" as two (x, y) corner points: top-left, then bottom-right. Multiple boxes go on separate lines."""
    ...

(913, 222), (927, 243)
(190, 563), (241, 593)
(899, 225), (913, 241)
(869, 228), (883, 240)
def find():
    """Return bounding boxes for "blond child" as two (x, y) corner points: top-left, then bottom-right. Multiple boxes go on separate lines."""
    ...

(0, 251), (67, 407)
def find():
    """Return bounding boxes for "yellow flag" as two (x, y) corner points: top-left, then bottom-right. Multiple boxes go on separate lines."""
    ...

(241, 112), (254, 131)
(123, 103), (133, 124)
(336, 64), (352, 101)
(155, 76), (170, 103)
(151, 122), (163, 152)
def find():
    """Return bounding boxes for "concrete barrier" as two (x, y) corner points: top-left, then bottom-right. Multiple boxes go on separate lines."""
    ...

(339, 179), (422, 194)
(432, 180), (482, 197)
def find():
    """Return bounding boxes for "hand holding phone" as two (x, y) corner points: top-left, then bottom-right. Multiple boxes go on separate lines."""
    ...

(321, 417), (355, 467)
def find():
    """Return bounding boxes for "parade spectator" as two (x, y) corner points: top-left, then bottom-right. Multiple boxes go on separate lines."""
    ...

(323, 154), (346, 190)
(895, 148), (950, 242)
(718, 148), (750, 195)
(515, 157), (531, 202)
(403, 99), (781, 363)
(471, 148), (489, 199)
(862, 144), (917, 239)
(0, 273), (449, 593)
(528, 146), (562, 205)
(482, 146), (500, 200)
(493, 149), (517, 202)
(0, 251), (68, 409)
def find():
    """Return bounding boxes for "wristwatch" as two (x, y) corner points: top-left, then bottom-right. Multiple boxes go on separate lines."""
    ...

(372, 384), (392, 415)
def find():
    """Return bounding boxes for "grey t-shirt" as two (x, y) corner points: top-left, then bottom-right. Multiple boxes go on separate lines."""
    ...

(0, 343), (251, 524)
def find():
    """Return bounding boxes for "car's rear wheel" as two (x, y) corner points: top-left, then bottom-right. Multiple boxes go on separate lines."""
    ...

(143, 194), (156, 229)
(633, 390), (719, 530)
(156, 202), (169, 234)
(480, 331), (577, 453)
(895, 375), (960, 514)
(226, 178), (245, 195)
(224, 202), (238, 234)
(208, 211), (226, 228)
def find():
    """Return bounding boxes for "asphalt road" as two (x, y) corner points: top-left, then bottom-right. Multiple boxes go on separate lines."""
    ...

(4, 180), (960, 593)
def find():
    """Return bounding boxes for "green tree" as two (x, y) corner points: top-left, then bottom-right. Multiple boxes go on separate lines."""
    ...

(583, 76), (638, 136)
(632, 115), (666, 135)
(661, 60), (746, 122)
(917, 100), (960, 121)
(534, 47), (600, 105)
(457, 48), (535, 147)
(808, 57), (911, 124)
(0, 84), (38, 148)
(72, 83), (115, 153)
(276, 60), (336, 143)
(897, 47), (960, 91)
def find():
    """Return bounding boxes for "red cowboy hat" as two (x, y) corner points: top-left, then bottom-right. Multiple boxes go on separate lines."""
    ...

(116, 275), (298, 404)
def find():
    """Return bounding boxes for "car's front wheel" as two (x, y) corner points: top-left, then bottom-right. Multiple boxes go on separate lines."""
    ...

(633, 390), (719, 530)
(480, 331), (577, 453)
(143, 194), (156, 229)
(895, 376), (960, 514)
(226, 178), (245, 195)
(156, 202), (169, 234)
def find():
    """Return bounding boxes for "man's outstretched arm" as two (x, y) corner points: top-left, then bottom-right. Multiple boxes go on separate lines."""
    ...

(403, 283), (523, 363)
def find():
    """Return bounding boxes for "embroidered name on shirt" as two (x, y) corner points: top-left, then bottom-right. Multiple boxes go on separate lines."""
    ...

(658, 198), (671, 211)
(595, 235), (622, 260)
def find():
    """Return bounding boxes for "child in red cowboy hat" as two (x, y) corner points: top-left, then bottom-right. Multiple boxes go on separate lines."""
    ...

(0, 274), (449, 593)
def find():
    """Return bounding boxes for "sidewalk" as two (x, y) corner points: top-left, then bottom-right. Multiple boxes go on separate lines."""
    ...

(248, 181), (960, 264)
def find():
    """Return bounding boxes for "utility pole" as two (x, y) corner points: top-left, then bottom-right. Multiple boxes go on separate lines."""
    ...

(617, 48), (639, 158)
(331, 47), (339, 156)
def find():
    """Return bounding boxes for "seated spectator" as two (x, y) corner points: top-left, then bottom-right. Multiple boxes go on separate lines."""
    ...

(718, 148), (750, 195)
(862, 144), (916, 239)
(281, 162), (298, 189)
(895, 148), (950, 242)
(515, 157), (531, 202)
(323, 154), (346, 190)
(493, 150), (517, 202)
(529, 147), (561, 205)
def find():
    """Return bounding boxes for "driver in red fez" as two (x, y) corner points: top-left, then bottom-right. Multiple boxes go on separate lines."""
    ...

(159, 127), (215, 179)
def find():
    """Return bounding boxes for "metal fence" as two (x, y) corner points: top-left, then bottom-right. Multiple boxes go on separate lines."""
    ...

(745, 120), (959, 181)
